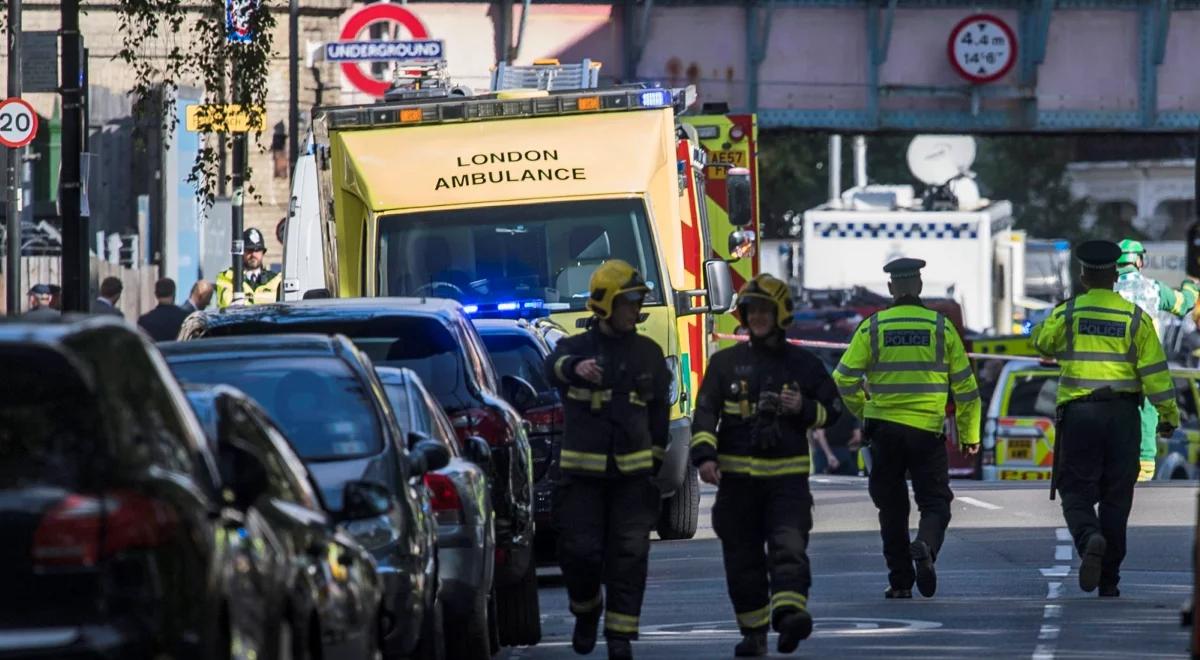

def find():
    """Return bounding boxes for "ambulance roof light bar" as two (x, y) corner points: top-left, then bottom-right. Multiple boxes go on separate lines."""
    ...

(491, 59), (602, 92)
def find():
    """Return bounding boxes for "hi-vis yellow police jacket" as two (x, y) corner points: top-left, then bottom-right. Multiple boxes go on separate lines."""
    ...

(1030, 288), (1181, 426)
(833, 300), (982, 443)
(215, 268), (282, 309)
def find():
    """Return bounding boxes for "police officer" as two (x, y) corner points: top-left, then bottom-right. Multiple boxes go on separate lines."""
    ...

(1113, 238), (1198, 481)
(1032, 240), (1180, 597)
(215, 228), (282, 309)
(544, 259), (671, 660)
(691, 274), (842, 657)
(832, 258), (982, 599)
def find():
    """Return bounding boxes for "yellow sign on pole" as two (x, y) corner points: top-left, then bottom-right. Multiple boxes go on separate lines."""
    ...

(185, 104), (265, 133)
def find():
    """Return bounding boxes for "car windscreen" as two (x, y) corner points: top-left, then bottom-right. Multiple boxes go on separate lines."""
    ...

(0, 347), (101, 488)
(377, 198), (664, 311)
(169, 356), (382, 460)
(480, 332), (553, 394)
(1005, 373), (1058, 418)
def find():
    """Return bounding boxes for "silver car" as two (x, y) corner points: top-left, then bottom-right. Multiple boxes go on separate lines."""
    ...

(375, 366), (499, 659)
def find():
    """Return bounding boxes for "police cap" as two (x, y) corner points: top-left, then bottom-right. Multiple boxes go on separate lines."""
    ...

(244, 228), (267, 252)
(27, 283), (52, 295)
(883, 257), (926, 280)
(1074, 239), (1122, 270)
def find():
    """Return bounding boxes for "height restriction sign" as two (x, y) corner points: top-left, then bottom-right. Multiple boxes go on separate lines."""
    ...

(948, 14), (1017, 84)
(0, 98), (38, 148)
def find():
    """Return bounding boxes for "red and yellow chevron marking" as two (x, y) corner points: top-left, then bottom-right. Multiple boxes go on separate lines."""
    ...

(676, 137), (706, 413)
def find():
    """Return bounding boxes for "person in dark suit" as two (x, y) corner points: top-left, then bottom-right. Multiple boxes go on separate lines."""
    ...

(93, 277), (124, 317)
(22, 284), (60, 320)
(137, 278), (189, 341)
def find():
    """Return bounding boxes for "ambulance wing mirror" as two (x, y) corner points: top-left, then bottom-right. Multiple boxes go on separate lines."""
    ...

(674, 259), (733, 316)
(726, 167), (752, 227)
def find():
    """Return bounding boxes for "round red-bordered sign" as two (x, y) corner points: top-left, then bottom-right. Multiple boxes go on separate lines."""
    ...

(947, 14), (1017, 84)
(0, 98), (39, 148)
(339, 3), (430, 98)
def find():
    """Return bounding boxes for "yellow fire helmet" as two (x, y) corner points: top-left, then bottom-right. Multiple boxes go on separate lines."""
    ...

(736, 273), (794, 329)
(587, 259), (651, 319)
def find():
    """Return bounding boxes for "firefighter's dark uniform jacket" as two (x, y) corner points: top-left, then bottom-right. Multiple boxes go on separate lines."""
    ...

(547, 324), (671, 477)
(691, 337), (842, 476)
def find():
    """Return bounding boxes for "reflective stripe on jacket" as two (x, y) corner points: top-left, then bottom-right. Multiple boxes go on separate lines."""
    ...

(832, 301), (982, 442)
(215, 268), (282, 309)
(1030, 288), (1180, 426)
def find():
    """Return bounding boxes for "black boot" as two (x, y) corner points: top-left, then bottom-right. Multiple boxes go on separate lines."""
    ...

(572, 613), (600, 655)
(733, 631), (767, 657)
(884, 587), (912, 599)
(776, 610), (813, 654)
(911, 540), (937, 598)
(1079, 534), (1106, 593)
(606, 637), (633, 660)
(1098, 585), (1121, 598)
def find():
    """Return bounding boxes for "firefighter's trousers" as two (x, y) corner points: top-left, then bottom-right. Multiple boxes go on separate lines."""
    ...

(865, 419), (953, 590)
(553, 474), (661, 640)
(712, 474), (813, 634)
(1057, 397), (1140, 590)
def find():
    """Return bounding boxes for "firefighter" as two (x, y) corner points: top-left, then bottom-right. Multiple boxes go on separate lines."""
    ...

(1113, 238), (1198, 481)
(691, 274), (842, 657)
(832, 258), (982, 599)
(544, 259), (671, 660)
(215, 228), (282, 309)
(1032, 240), (1180, 597)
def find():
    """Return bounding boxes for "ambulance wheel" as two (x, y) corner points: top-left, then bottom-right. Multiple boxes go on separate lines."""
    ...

(657, 464), (699, 540)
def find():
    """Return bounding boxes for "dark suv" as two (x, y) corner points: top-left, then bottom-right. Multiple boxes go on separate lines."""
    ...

(0, 318), (262, 659)
(179, 298), (542, 647)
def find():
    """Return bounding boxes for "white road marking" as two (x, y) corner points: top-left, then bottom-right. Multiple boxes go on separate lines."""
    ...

(1040, 566), (1071, 577)
(1044, 604), (1061, 618)
(1046, 582), (1062, 599)
(1033, 644), (1057, 660)
(1056, 528), (1072, 542)
(958, 496), (1003, 510)
(1038, 625), (1061, 640)
(1055, 545), (1073, 561)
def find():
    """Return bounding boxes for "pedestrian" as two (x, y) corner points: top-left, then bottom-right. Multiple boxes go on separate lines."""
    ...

(215, 228), (282, 309)
(93, 277), (124, 317)
(832, 258), (982, 599)
(1031, 240), (1179, 597)
(180, 279), (215, 314)
(1113, 238), (1198, 481)
(810, 372), (862, 476)
(137, 278), (189, 342)
(544, 259), (671, 660)
(690, 274), (842, 657)
(47, 284), (62, 311)
(22, 284), (60, 320)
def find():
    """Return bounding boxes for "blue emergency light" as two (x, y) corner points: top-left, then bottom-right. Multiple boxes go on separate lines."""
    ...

(638, 90), (671, 108)
(462, 299), (547, 320)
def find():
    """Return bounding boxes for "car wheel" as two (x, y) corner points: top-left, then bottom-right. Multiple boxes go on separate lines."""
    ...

(656, 463), (700, 540)
(446, 591), (492, 659)
(414, 598), (446, 660)
(486, 588), (500, 654)
(497, 554), (541, 646)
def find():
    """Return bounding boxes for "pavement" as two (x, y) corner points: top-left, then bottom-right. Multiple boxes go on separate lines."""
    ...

(506, 477), (1197, 659)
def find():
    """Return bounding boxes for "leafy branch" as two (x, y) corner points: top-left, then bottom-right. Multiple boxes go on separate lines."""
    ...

(117, 0), (276, 208)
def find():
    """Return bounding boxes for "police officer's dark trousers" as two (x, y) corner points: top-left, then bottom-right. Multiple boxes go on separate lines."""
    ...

(866, 419), (953, 589)
(553, 474), (661, 640)
(713, 475), (813, 633)
(1056, 397), (1140, 589)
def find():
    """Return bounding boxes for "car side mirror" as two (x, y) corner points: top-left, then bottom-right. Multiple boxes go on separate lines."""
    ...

(727, 230), (757, 261)
(705, 259), (735, 313)
(408, 435), (451, 475)
(338, 480), (393, 522)
(464, 435), (492, 468)
(726, 167), (752, 227)
(501, 374), (539, 413)
(217, 441), (269, 511)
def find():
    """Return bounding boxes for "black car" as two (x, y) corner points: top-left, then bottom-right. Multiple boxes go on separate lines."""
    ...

(179, 298), (542, 647)
(473, 319), (563, 564)
(0, 317), (261, 659)
(160, 334), (449, 660)
(184, 384), (385, 660)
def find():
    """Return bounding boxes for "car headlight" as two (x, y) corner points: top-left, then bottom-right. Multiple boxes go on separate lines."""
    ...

(666, 356), (680, 405)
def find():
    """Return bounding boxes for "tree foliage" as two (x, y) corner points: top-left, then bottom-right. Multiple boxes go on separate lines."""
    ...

(117, 0), (276, 207)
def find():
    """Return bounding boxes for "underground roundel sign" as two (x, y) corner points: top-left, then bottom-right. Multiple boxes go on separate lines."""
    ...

(339, 3), (431, 98)
(948, 14), (1017, 84)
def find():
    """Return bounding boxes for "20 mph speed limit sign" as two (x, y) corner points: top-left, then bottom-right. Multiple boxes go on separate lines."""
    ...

(948, 14), (1017, 84)
(0, 98), (39, 148)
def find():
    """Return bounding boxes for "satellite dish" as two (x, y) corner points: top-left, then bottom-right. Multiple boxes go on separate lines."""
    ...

(907, 135), (977, 185)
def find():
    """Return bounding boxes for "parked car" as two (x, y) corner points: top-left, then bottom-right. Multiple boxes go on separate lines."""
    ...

(0, 317), (264, 659)
(473, 319), (564, 564)
(160, 334), (448, 659)
(178, 298), (542, 646)
(184, 383), (385, 660)
(375, 366), (497, 659)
